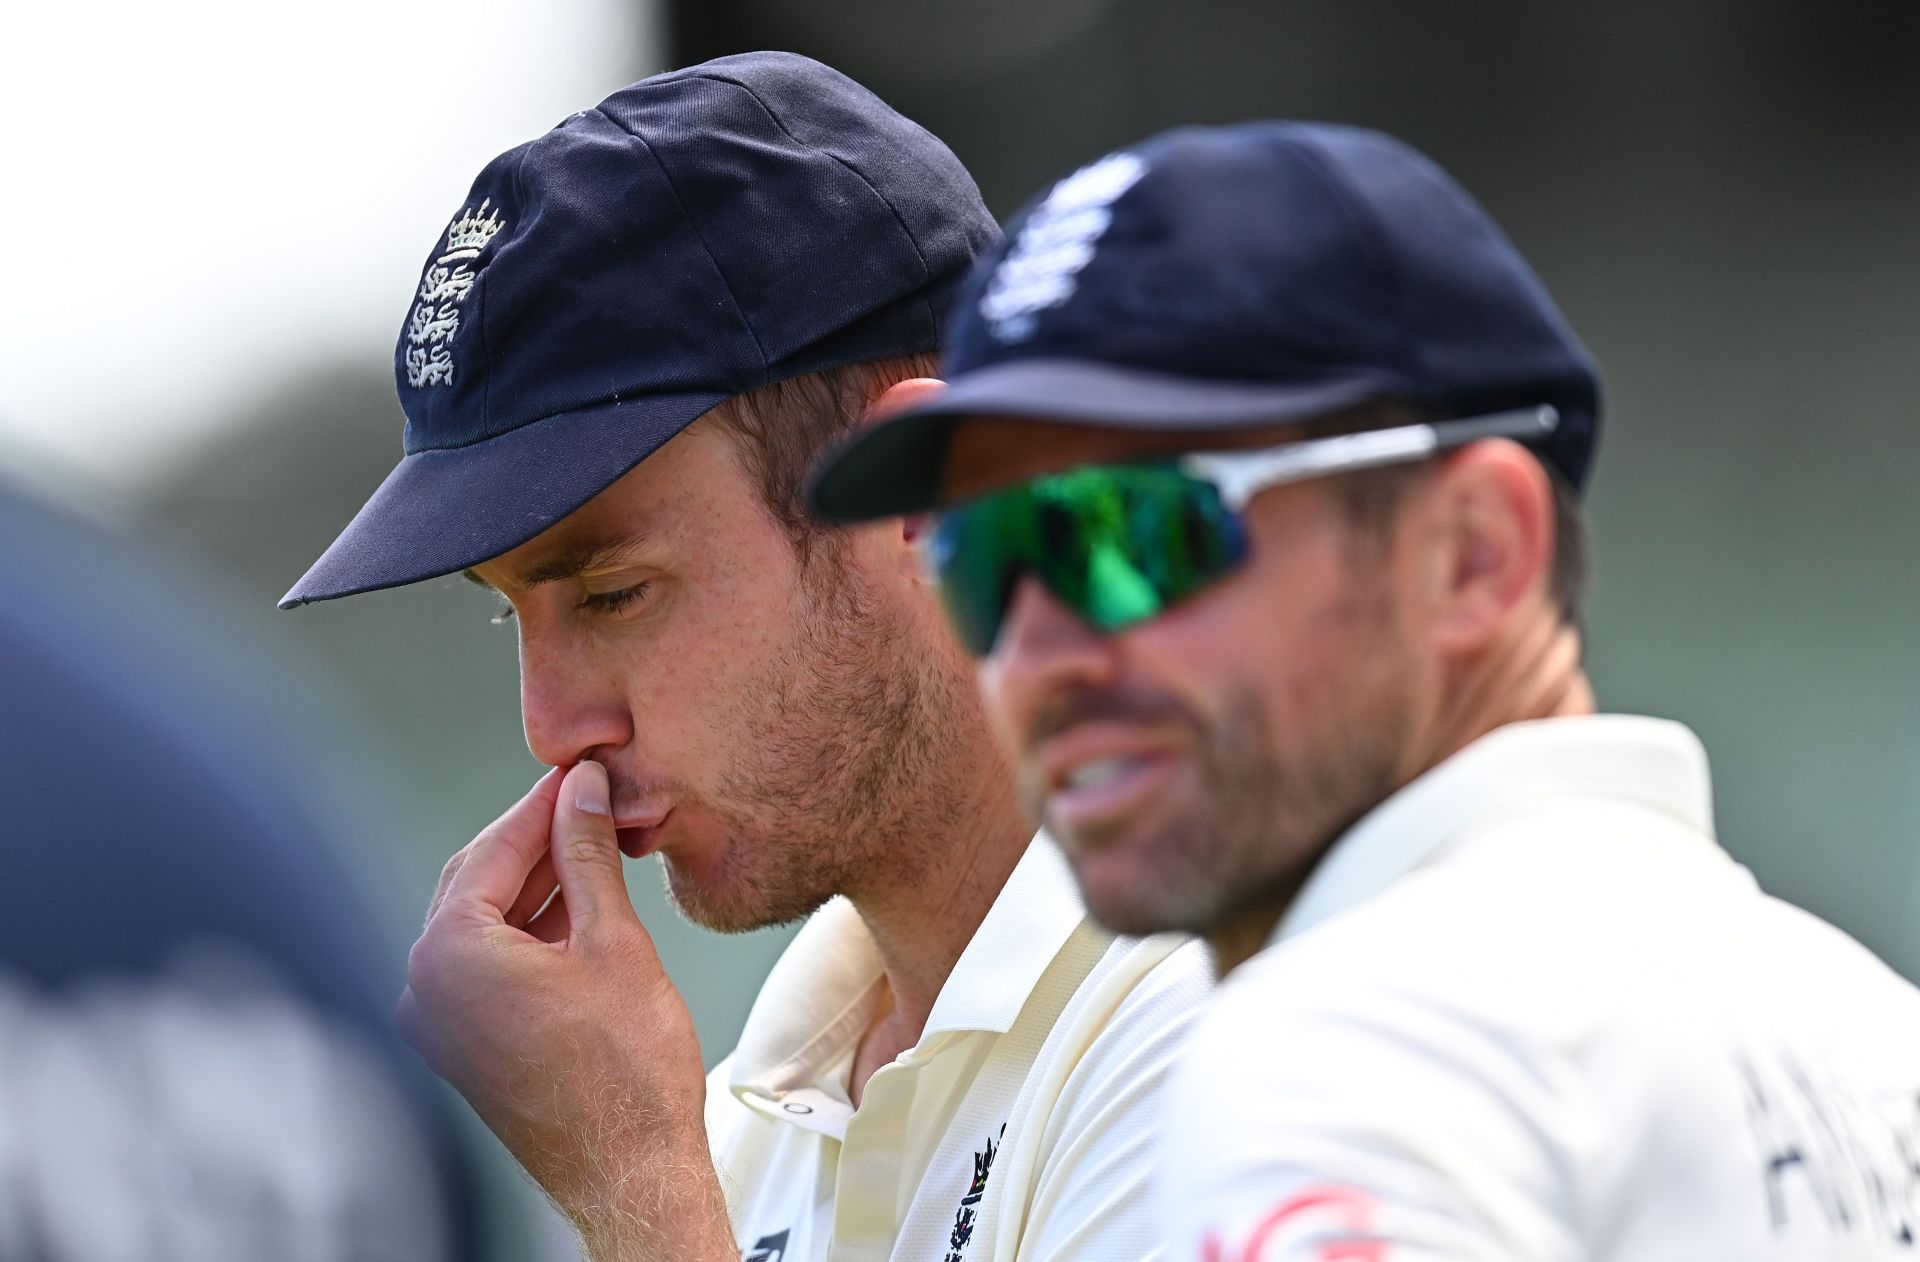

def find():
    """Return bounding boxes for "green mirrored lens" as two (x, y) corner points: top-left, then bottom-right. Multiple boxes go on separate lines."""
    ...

(931, 462), (1245, 654)
(931, 489), (1030, 654)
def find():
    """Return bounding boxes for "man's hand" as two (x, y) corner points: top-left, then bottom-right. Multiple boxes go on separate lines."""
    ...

(398, 762), (737, 1262)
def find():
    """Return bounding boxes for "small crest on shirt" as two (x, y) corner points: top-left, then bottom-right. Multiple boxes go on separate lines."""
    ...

(743, 1227), (788, 1262)
(943, 1122), (1006, 1262)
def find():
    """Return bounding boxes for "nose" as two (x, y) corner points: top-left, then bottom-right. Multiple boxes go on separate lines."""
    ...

(517, 632), (633, 769)
(980, 576), (1118, 732)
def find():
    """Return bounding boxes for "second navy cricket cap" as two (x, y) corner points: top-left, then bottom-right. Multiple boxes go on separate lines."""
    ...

(282, 51), (997, 608)
(810, 121), (1601, 522)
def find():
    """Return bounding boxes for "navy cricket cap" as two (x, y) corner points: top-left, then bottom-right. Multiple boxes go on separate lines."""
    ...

(809, 121), (1601, 522)
(282, 52), (997, 608)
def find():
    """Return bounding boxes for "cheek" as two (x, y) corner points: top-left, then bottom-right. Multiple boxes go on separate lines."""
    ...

(529, 570), (803, 785)
(976, 653), (1031, 758)
(1132, 524), (1388, 733)
(633, 551), (809, 753)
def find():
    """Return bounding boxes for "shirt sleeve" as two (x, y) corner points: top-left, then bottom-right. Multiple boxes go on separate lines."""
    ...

(1008, 937), (1216, 1262)
(1156, 957), (1590, 1262)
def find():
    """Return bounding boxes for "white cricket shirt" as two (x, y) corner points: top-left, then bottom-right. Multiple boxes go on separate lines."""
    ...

(706, 836), (1212, 1262)
(1162, 715), (1920, 1261)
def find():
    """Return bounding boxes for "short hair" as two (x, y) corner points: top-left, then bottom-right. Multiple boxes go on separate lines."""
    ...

(704, 352), (941, 565)
(1541, 468), (1589, 629)
(1323, 403), (1591, 630)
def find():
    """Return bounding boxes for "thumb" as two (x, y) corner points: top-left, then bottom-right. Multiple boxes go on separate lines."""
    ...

(549, 760), (636, 940)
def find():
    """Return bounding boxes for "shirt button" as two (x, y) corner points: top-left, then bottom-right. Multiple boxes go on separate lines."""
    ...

(782, 1100), (814, 1115)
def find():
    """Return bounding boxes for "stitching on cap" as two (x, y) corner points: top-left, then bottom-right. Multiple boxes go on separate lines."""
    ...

(594, 103), (771, 377)
(1287, 133), (1418, 386)
(685, 71), (939, 338)
(479, 149), (530, 437)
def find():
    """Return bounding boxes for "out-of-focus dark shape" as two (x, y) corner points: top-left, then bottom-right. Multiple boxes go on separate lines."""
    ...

(0, 483), (483, 1261)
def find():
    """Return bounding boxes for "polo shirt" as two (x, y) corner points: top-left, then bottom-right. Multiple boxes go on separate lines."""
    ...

(706, 836), (1212, 1262)
(1161, 715), (1920, 1261)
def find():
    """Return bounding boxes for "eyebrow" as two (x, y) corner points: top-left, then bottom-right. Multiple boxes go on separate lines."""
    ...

(462, 532), (655, 593)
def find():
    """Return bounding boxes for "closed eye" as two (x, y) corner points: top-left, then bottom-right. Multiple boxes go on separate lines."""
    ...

(581, 581), (653, 615)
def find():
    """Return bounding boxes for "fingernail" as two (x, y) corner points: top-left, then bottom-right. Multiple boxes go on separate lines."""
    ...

(573, 761), (611, 815)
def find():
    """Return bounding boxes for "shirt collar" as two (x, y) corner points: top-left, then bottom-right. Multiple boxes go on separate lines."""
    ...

(727, 894), (888, 1104)
(921, 833), (1089, 1039)
(727, 834), (1089, 1107)
(1272, 715), (1716, 950)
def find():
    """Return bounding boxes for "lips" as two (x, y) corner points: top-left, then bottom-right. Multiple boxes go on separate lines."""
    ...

(614, 808), (670, 858)
(1030, 724), (1181, 842)
(1034, 723), (1174, 795)
(1044, 753), (1178, 840)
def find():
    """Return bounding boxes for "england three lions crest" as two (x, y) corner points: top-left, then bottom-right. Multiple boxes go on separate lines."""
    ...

(977, 153), (1145, 344)
(404, 199), (504, 389)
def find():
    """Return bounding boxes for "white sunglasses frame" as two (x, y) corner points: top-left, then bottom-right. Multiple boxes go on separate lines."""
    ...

(1179, 405), (1561, 511)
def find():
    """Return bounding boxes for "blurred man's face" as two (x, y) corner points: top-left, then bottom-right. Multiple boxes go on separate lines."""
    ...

(472, 417), (970, 932)
(957, 421), (1431, 941)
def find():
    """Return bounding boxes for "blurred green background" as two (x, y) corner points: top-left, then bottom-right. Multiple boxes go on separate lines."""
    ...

(5, 0), (1917, 1254)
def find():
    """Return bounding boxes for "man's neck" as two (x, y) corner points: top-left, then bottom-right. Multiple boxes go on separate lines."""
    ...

(1403, 615), (1594, 786)
(845, 773), (1032, 1104)
(1208, 617), (1595, 980)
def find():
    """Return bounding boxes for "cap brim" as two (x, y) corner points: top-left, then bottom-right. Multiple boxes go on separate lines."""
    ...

(808, 358), (1401, 522)
(281, 389), (731, 607)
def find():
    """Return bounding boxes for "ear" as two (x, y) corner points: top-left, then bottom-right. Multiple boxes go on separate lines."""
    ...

(852, 377), (947, 565)
(1421, 440), (1555, 655)
(865, 378), (947, 555)
(867, 376), (946, 423)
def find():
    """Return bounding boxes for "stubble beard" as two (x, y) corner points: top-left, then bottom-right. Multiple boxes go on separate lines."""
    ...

(1160, 685), (1408, 943)
(660, 557), (969, 933)
(1039, 588), (1416, 943)
(1030, 686), (1404, 939)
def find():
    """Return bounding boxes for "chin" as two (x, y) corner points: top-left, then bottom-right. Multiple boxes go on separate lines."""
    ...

(659, 852), (826, 935)
(1080, 892), (1187, 938)
(1066, 845), (1205, 938)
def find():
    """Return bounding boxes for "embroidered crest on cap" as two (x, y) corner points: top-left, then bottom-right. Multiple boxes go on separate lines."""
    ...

(978, 152), (1145, 343)
(404, 199), (505, 388)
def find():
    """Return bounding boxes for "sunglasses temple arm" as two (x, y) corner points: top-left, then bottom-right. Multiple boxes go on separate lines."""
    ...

(1189, 405), (1561, 509)
(1427, 404), (1561, 450)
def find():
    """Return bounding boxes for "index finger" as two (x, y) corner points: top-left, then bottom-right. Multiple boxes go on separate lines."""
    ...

(441, 766), (566, 917)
